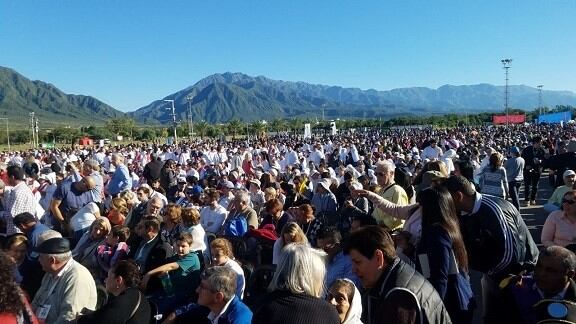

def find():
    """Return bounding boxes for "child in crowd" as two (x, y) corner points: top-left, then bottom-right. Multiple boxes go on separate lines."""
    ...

(96, 225), (130, 282)
(210, 238), (246, 299)
(141, 232), (201, 316)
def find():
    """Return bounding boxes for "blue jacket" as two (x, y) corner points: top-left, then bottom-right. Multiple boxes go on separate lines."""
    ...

(417, 224), (475, 314)
(216, 296), (252, 324)
(107, 164), (132, 196)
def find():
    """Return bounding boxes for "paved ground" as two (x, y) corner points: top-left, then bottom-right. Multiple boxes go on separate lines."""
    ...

(471, 172), (553, 324)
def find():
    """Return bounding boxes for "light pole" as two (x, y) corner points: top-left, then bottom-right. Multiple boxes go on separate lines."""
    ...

(185, 95), (194, 137)
(537, 85), (543, 117)
(501, 59), (512, 127)
(0, 118), (10, 151)
(163, 99), (177, 145)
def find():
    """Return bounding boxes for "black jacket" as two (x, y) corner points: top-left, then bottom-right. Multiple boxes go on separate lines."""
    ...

(459, 194), (539, 280)
(253, 290), (340, 324)
(78, 288), (151, 324)
(364, 258), (452, 324)
(143, 159), (163, 184)
(521, 145), (546, 171)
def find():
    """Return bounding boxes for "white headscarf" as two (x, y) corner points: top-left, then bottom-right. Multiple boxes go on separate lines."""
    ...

(342, 279), (364, 324)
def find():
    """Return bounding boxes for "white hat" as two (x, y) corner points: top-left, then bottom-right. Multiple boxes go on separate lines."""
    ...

(349, 182), (363, 191)
(563, 170), (576, 178)
(249, 179), (261, 188)
(317, 178), (332, 191)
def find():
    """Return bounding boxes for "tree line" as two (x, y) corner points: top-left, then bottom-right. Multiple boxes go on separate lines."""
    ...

(0, 105), (573, 147)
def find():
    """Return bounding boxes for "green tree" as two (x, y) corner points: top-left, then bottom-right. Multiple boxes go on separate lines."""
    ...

(106, 118), (136, 137)
(269, 119), (286, 133)
(195, 121), (209, 139)
(226, 119), (244, 139)
(250, 120), (267, 137)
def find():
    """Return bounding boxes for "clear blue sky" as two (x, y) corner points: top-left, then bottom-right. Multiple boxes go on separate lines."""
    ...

(1, 1), (574, 112)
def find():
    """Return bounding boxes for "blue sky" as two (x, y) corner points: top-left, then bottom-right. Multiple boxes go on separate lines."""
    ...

(1, 1), (574, 112)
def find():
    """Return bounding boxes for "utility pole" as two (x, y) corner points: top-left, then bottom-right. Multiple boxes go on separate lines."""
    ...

(501, 59), (512, 127)
(186, 95), (194, 138)
(537, 85), (543, 116)
(34, 116), (39, 148)
(163, 99), (177, 145)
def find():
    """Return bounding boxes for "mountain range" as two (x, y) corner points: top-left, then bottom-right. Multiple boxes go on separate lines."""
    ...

(0, 66), (124, 127)
(129, 72), (576, 123)
(2, 66), (576, 126)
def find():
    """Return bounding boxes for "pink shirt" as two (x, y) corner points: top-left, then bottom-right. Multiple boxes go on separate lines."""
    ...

(541, 210), (576, 247)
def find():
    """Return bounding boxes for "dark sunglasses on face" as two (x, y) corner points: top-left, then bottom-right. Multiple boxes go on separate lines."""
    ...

(562, 199), (576, 205)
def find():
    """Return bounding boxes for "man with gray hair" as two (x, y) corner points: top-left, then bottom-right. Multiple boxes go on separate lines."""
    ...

(165, 266), (253, 323)
(501, 246), (576, 323)
(32, 237), (97, 324)
(106, 153), (132, 197)
(371, 160), (408, 230)
(82, 158), (103, 203)
(197, 266), (252, 323)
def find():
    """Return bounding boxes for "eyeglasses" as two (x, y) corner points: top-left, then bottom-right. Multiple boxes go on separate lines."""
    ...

(562, 199), (576, 205)
(198, 283), (217, 293)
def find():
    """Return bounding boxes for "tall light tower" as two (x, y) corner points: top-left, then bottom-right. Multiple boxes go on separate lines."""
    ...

(537, 85), (543, 116)
(163, 99), (177, 145)
(185, 95), (194, 137)
(29, 112), (38, 148)
(0, 118), (10, 151)
(501, 59), (512, 127)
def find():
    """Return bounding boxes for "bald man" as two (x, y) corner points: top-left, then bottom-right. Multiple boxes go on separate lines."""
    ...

(50, 176), (98, 237)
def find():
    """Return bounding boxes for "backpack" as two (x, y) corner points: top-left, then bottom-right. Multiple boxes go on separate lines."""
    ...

(224, 215), (248, 237)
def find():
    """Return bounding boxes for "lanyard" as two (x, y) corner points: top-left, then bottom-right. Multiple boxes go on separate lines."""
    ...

(37, 259), (74, 305)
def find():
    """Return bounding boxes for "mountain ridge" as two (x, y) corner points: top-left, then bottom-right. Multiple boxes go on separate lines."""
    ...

(130, 72), (576, 123)
(0, 66), (125, 126)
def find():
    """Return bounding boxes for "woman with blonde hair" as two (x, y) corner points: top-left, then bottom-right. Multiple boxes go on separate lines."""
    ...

(272, 222), (308, 264)
(179, 207), (206, 254)
(253, 244), (340, 324)
(107, 197), (129, 226)
(160, 203), (182, 245)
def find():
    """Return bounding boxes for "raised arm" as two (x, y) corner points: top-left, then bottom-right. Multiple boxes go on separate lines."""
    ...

(352, 189), (418, 221)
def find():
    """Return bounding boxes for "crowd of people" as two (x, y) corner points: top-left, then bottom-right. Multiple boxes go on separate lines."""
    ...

(0, 122), (576, 324)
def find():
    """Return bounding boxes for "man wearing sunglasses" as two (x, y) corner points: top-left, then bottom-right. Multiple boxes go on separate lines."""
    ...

(371, 161), (409, 231)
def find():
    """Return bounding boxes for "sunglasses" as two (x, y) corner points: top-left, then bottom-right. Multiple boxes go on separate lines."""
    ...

(562, 199), (576, 205)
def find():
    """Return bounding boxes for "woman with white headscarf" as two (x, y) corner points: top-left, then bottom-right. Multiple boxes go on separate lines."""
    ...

(327, 278), (363, 324)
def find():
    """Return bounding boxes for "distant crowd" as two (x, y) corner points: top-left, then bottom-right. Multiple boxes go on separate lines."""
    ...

(1, 122), (576, 324)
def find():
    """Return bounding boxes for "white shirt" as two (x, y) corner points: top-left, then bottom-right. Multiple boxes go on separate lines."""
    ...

(208, 296), (235, 324)
(200, 205), (228, 233)
(70, 202), (99, 231)
(422, 145), (442, 161)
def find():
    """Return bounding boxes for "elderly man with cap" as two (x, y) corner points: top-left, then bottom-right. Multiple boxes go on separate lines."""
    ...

(218, 180), (236, 209)
(168, 176), (188, 204)
(248, 179), (266, 213)
(544, 169), (576, 213)
(32, 237), (97, 324)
